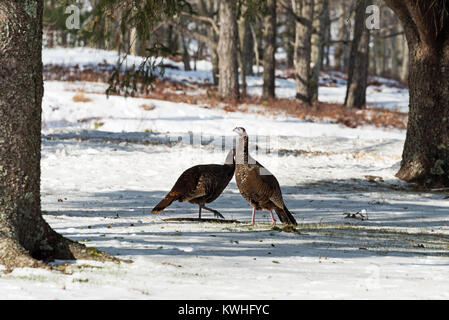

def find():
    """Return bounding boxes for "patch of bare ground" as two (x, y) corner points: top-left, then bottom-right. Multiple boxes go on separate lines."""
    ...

(72, 92), (92, 103)
(44, 64), (408, 130)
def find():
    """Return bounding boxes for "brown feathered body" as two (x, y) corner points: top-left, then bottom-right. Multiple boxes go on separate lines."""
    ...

(152, 150), (235, 214)
(235, 134), (297, 225)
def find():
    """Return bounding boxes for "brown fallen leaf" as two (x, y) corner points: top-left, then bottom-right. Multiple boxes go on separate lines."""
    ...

(364, 175), (384, 182)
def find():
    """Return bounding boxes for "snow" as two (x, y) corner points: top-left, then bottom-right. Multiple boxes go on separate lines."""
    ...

(42, 81), (405, 140)
(2, 47), (448, 300)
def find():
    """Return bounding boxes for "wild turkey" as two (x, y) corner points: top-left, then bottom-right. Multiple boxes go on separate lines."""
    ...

(151, 149), (235, 219)
(233, 127), (297, 226)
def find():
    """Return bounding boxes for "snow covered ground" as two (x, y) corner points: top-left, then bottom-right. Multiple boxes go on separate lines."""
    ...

(2, 47), (449, 299)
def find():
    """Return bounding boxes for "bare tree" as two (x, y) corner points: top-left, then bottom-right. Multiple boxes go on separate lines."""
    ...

(293, 0), (314, 103)
(310, 0), (328, 102)
(168, 0), (240, 99)
(197, 0), (219, 84)
(262, 0), (277, 99)
(181, 34), (192, 71)
(238, 6), (255, 76)
(217, 0), (240, 99)
(333, 1), (349, 69)
(279, 7), (295, 68)
(344, 0), (371, 109)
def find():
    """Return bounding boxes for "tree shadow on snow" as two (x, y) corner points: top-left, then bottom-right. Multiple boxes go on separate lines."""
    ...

(43, 179), (449, 261)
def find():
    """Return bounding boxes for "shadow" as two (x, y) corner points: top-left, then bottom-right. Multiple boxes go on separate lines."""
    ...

(59, 221), (449, 262)
(41, 132), (449, 261)
(43, 179), (449, 262)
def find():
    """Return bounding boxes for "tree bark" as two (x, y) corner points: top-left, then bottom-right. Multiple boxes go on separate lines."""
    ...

(181, 35), (192, 71)
(333, 1), (347, 69)
(344, 0), (371, 109)
(198, 0), (219, 85)
(211, 49), (219, 85)
(310, 0), (328, 102)
(372, 36), (380, 75)
(238, 9), (254, 76)
(282, 11), (295, 68)
(0, 0), (113, 270)
(166, 25), (178, 54)
(129, 27), (138, 56)
(217, 0), (240, 100)
(396, 41), (449, 185)
(237, 41), (247, 97)
(293, 0), (314, 103)
(250, 24), (261, 76)
(262, 0), (277, 99)
(384, 0), (449, 186)
(400, 35), (409, 83)
(322, 3), (331, 69)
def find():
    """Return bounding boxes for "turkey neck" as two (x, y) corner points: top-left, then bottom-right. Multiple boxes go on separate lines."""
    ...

(224, 148), (235, 170)
(236, 135), (249, 165)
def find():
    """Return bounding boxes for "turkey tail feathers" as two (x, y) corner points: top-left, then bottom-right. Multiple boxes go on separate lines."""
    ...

(151, 192), (179, 213)
(274, 206), (297, 226)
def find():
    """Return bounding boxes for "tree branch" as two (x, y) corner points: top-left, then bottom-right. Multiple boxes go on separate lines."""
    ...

(179, 12), (219, 35)
(167, 19), (218, 52)
(383, 0), (420, 48)
(376, 31), (405, 39)
(278, 0), (312, 28)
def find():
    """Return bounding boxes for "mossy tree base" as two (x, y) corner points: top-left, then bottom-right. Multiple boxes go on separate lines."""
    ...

(384, 0), (449, 188)
(0, 222), (119, 272)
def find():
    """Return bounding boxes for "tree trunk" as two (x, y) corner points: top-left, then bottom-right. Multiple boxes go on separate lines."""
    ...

(262, 0), (276, 99)
(281, 10), (295, 68)
(333, 1), (347, 69)
(384, 0), (449, 187)
(322, 4), (331, 69)
(372, 37), (380, 75)
(400, 36), (409, 83)
(237, 7), (251, 96)
(310, 0), (328, 102)
(344, 0), (371, 109)
(237, 42), (247, 97)
(129, 27), (138, 56)
(167, 25), (178, 53)
(390, 34), (400, 78)
(238, 10), (254, 76)
(181, 35), (192, 71)
(250, 24), (261, 76)
(217, 0), (240, 100)
(380, 43), (388, 77)
(211, 49), (219, 85)
(293, 0), (314, 103)
(395, 41), (449, 185)
(198, 0), (219, 85)
(0, 0), (112, 270)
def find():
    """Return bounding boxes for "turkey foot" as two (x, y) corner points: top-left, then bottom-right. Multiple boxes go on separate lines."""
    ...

(200, 205), (225, 219)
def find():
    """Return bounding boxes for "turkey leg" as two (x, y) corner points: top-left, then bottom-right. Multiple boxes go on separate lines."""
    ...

(268, 210), (276, 226)
(251, 207), (256, 225)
